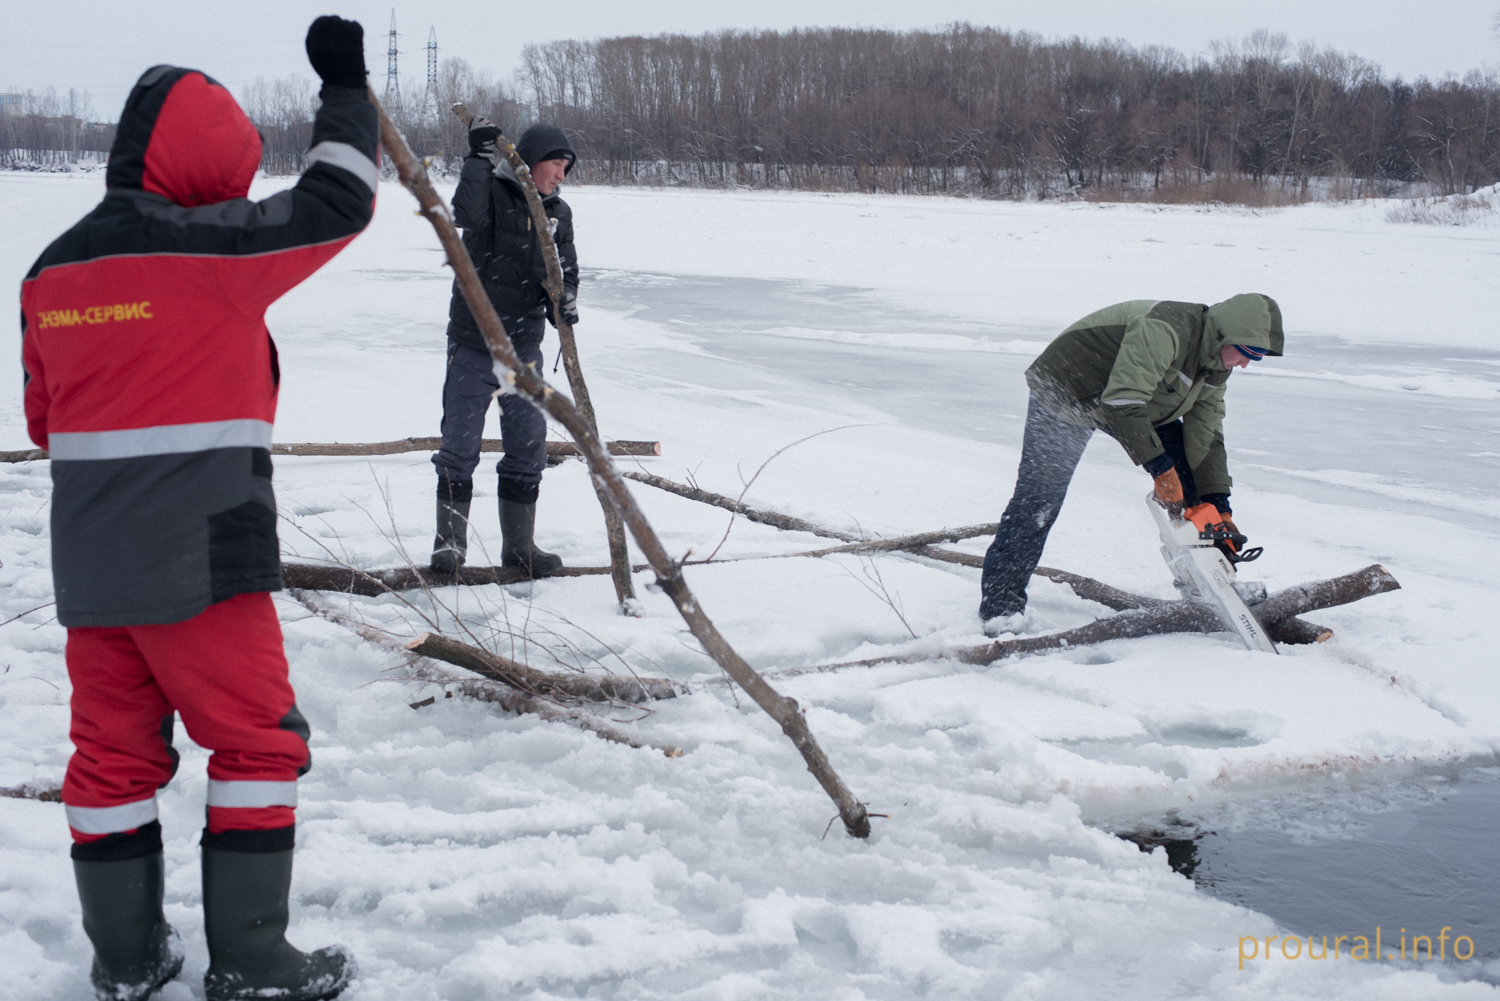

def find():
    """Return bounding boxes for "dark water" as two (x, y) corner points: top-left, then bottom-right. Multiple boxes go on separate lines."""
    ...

(1126, 776), (1500, 964)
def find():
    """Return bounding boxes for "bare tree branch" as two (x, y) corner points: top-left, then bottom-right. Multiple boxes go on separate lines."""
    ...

(289, 590), (684, 756)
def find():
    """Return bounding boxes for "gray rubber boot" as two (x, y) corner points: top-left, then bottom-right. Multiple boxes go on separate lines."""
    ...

(202, 846), (355, 1001)
(74, 852), (184, 1001)
(499, 498), (563, 576)
(430, 497), (471, 573)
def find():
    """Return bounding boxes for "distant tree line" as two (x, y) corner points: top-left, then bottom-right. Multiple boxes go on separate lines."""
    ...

(0, 88), (114, 168)
(7, 26), (1498, 203)
(519, 25), (1500, 200)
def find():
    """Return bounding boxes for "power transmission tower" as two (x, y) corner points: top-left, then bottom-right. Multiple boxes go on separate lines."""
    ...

(383, 9), (400, 106)
(423, 27), (440, 123)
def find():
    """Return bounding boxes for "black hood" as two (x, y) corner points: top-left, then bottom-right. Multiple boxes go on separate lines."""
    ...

(515, 123), (576, 175)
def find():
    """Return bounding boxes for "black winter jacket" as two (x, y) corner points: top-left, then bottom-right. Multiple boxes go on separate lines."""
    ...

(21, 69), (377, 627)
(446, 154), (577, 351)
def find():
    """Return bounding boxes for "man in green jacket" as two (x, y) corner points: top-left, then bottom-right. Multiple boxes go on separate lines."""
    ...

(979, 293), (1284, 628)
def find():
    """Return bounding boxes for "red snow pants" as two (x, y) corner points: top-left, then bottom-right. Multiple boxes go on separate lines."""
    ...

(62, 592), (310, 843)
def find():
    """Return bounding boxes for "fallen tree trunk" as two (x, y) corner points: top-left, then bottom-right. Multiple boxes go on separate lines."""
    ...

(281, 561), (625, 595)
(774, 565), (1395, 679)
(3, 440), (661, 463)
(277, 523), (990, 595)
(909, 547), (1331, 645)
(376, 90), (870, 837)
(951, 565), (1397, 666)
(407, 631), (681, 704)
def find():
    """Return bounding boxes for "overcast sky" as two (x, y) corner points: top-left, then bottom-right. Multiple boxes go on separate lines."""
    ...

(6, 1), (1498, 118)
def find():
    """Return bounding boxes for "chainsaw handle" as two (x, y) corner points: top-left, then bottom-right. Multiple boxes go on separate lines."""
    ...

(1198, 526), (1249, 548)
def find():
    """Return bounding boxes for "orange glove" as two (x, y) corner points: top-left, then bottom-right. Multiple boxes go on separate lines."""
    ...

(1183, 503), (1213, 531)
(1217, 513), (1243, 556)
(1185, 504), (1247, 559)
(1153, 467), (1184, 514)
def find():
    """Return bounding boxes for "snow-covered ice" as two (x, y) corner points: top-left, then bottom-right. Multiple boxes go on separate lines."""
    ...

(2, 172), (1499, 999)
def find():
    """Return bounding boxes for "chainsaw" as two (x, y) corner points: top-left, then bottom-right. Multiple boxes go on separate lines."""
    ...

(1146, 494), (1278, 654)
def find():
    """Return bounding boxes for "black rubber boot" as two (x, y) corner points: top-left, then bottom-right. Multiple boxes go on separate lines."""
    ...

(202, 844), (355, 1001)
(499, 498), (563, 576)
(431, 476), (473, 573)
(74, 848), (184, 1001)
(431, 496), (471, 572)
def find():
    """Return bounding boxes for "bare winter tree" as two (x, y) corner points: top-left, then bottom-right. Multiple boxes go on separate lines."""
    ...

(514, 24), (1500, 200)
(11, 24), (1499, 197)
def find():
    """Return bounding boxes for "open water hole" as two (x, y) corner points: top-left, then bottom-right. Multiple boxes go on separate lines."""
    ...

(1125, 774), (1500, 968)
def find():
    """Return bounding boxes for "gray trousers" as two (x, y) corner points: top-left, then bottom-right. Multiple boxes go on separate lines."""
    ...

(979, 396), (1094, 619)
(431, 338), (548, 504)
(978, 395), (1206, 619)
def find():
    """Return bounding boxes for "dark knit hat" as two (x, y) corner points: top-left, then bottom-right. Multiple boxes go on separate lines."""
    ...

(515, 123), (576, 175)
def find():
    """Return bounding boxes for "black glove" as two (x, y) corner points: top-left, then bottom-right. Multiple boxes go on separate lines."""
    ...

(468, 116), (502, 153)
(305, 16), (367, 89)
(558, 288), (579, 326)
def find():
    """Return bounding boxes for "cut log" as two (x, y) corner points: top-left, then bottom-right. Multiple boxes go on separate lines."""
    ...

(1270, 616), (1336, 645)
(406, 631), (681, 704)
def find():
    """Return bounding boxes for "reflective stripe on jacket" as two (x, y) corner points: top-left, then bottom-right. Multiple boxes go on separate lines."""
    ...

(20, 69), (379, 626)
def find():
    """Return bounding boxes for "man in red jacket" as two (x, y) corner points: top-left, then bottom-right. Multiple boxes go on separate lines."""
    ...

(20, 18), (376, 1001)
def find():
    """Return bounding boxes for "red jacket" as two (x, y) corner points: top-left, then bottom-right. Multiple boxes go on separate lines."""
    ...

(20, 66), (379, 627)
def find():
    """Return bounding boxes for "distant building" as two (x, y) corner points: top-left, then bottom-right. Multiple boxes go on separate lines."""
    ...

(0, 93), (23, 117)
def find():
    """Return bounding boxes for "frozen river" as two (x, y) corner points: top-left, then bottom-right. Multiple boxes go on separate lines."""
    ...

(584, 267), (1500, 534)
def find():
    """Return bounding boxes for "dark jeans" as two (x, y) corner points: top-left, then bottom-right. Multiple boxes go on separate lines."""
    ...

(978, 395), (1203, 619)
(431, 337), (548, 504)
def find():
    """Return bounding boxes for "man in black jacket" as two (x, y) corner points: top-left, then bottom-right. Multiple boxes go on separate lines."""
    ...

(430, 119), (579, 575)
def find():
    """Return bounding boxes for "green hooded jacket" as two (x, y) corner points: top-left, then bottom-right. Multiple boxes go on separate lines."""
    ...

(1024, 294), (1284, 497)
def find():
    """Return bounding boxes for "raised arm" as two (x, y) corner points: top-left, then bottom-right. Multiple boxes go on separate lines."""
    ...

(451, 118), (502, 231)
